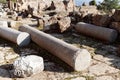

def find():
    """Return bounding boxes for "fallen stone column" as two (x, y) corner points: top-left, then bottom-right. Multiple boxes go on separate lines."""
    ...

(19, 25), (91, 71)
(0, 27), (30, 46)
(75, 22), (118, 42)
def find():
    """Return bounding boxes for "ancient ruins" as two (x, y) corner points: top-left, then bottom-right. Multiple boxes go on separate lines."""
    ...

(0, 0), (120, 80)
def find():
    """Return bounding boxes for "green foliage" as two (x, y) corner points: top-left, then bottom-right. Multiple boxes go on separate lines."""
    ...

(89, 0), (96, 5)
(0, 0), (16, 3)
(11, 0), (16, 2)
(0, 0), (6, 3)
(97, 0), (120, 12)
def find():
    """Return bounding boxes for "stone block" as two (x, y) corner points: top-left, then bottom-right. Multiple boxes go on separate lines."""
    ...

(13, 55), (44, 77)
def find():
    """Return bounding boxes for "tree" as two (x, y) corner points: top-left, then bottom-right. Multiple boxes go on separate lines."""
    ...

(97, 0), (120, 12)
(89, 0), (96, 5)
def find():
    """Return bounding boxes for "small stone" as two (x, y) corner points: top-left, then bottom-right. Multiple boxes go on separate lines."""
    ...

(13, 55), (44, 77)
(43, 22), (51, 31)
(28, 14), (32, 18)
(71, 77), (86, 80)
(37, 19), (44, 28)
(95, 76), (115, 80)
(43, 16), (51, 31)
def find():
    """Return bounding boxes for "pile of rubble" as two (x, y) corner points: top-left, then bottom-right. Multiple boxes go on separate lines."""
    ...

(1, 0), (75, 33)
(8, 0), (74, 15)
(3, 0), (120, 34)
(1, 1), (120, 34)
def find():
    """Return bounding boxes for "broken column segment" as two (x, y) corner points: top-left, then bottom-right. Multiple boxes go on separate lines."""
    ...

(13, 55), (44, 77)
(75, 22), (118, 42)
(0, 27), (30, 46)
(17, 0), (74, 13)
(19, 25), (91, 71)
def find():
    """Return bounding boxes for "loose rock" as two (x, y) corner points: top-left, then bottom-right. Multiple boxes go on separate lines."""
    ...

(92, 14), (111, 27)
(58, 17), (71, 32)
(71, 77), (86, 80)
(110, 22), (120, 32)
(13, 55), (44, 77)
(112, 9), (120, 22)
